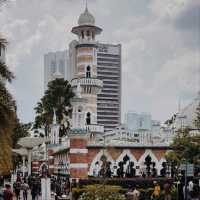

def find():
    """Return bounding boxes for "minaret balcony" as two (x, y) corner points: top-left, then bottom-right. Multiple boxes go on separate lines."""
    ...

(71, 77), (103, 90)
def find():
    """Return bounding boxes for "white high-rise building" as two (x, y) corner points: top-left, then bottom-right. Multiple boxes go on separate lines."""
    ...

(97, 43), (121, 131)
(44, 50), (69, 90)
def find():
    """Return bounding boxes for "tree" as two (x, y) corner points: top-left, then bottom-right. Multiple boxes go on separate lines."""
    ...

(11, 119), (31, 170)
(194, 102), (200, 129)
(34, 78), (74, 136)
(166, 128), (200, 175)
(12, 119), (31, 148)
(0, 60), (16, 175)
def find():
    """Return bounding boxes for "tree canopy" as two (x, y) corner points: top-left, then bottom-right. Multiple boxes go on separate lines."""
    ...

(0, 60), (16, 175)
(34, 78), (74, 135)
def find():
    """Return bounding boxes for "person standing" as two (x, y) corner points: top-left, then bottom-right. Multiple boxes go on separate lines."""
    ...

(151, 181), (161, 200)
(21, 181), (29, 200)
(132, 187), (140, 200)
(3, 184), (13, 200)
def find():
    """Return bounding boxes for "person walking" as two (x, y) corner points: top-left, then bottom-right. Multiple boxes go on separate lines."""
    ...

(13, 181), (21, 200)
(31, 180), (38, 200)
(21, 181), (29, 200)
(3, 184), (13, 200)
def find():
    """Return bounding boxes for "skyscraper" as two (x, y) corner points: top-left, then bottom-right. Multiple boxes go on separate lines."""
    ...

(44, 50), (69, 90)
(97, 43), (121, 131)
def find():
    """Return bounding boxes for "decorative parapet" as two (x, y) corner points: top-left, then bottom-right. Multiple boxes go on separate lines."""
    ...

(71, 78), (103, 89)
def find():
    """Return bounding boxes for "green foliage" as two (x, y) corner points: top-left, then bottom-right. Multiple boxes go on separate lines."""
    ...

(11, 119), (31, 148)
(34, 78), (74, 132)
(0, 60), (16, 175)
(73, 185), (125, 200)
(166, 128), (200, 165)
(79, 192), (126, 200)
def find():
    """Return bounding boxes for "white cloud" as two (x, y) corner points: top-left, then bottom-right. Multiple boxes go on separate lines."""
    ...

(0, 0), (199, 123)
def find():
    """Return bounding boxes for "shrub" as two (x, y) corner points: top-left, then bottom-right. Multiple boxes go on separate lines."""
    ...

(77, 185), (126, 200)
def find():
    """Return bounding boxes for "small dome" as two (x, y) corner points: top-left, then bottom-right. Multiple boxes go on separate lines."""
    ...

(78, 7), (95, 26)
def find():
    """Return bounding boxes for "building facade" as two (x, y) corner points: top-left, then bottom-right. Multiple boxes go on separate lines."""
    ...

(97, 43), (121, 131)
(125, 111), (158, 131)
(32, 5), (173, 182)
(44, 46), (121, 132)
(44, 50), (69, 90)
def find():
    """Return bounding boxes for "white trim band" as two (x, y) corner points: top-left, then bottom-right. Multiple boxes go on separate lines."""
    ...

(70, 148), (88, 154)
(70, 163), (88, 169)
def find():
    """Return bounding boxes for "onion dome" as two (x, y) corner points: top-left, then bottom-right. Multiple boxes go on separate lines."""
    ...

(78, 7), (95, 26)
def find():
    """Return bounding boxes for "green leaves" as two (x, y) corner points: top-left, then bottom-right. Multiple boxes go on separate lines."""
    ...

(167, 128), (200, 165)
(78, 185), (126, 200)
(0, 56), (16, 175)
(34, 78), (74, 131)
(0, 61), (14, 83)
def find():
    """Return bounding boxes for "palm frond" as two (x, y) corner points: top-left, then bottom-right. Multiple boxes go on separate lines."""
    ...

(0, 61), (14, 82)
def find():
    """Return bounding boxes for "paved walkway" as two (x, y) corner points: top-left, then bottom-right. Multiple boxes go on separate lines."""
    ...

(13, 190), (55, 200)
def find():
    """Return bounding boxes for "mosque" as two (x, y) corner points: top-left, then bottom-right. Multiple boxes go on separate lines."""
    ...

(32, 4), (173, 181)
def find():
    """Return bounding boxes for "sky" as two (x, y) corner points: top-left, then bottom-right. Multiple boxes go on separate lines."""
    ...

(0, 0), (199, 124)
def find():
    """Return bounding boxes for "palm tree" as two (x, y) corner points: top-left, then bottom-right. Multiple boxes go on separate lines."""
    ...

(34, 78), (74, 136)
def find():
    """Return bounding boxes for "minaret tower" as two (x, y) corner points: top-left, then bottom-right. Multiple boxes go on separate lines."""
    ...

(71, 4), (103, 132)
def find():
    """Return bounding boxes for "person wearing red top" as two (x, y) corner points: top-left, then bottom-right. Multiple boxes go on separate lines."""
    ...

(3, 184), (13, 200)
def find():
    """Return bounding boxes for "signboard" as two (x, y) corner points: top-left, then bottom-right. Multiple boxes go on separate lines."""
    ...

(180, 164), (194, 176)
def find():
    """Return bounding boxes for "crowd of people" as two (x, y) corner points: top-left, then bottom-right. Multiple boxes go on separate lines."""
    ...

(126, 179), (200, 200)
(0, 175), (41, 200)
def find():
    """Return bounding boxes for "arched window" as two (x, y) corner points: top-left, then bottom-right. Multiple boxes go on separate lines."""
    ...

(81, 31), (84, 39)
(78, 106), (82, 112)
(86, 65), (91, 78)
(86, 30), (90, 37)
(86, 112), (91, 125)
